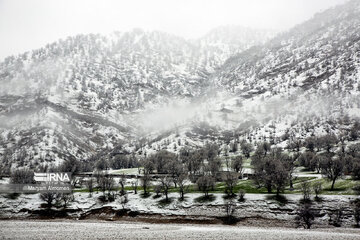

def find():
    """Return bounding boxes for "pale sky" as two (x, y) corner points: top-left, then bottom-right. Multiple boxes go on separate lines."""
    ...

(0, 0), (349, 61)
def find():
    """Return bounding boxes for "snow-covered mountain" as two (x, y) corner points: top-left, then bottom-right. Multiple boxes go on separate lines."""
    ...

(1, 0), (360, 171)
(131, 0), (360, 158)
(0, 26), (275, 169)
(210, 0), (360, 144)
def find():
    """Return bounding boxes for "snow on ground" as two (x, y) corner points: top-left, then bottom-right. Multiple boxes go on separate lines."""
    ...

(0, 191), (357, 226)
(1, 221), (360, 240)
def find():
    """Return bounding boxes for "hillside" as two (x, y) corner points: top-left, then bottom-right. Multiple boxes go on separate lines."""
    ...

(0, 27), (274, 170)
(1, 0), (360, 170)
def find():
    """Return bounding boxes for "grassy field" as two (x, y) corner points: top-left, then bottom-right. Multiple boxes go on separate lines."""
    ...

(74, 176), (359, 195)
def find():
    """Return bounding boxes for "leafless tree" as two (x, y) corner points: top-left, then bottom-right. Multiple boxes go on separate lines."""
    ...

(312, 182), (322, 200)
(252, 149), (290, 194)
(273, 162), (289, 196)
(160, 176), (172, 202)
(86, 178), (94, 197)
(240, 141), (253, 158)
(119, 174), (126, 196)
(177, 174), (189, 201)
(154, 184), (162, 197)
(224, 199), (237, 222)
(40, 191), (61, 209)
(296, 203), (316, 229)
(132, 177), (138, 194)
(300, 181), (311, 202)
(208, 157), (222, 177)
(166, 161), (183, 188)
(322, 134), (338, 153)
(60, 193), (74, 208)
(330, 207), (344, 227)
(119, 193), (129, 209)
(285, 154), (299, 189)
(320, 157), (344, 190)
(98, 173), (115, 198)
(231, 156), (243, 173)
(224, 172), (238, 197)
(141, 172), (151, 196)
(197, 175), (215, 198)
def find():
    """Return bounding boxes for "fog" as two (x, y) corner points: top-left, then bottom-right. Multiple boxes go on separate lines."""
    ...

(131, 88), (348, 137)
(0, 0), (349, 61)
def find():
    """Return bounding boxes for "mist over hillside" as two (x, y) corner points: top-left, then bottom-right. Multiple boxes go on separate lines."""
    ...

(0, 26), (276, 169)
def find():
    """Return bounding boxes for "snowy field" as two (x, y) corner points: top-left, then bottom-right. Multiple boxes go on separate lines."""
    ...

(1, 220), (360, 240)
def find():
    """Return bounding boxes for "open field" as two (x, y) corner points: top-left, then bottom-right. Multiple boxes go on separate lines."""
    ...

(71, 177), (360, 195)
(1, 220), (360, 240)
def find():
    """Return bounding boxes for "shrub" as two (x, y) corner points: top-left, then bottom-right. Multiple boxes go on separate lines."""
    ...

(238, 189), (246, 202)
(295, 203), (316, 229)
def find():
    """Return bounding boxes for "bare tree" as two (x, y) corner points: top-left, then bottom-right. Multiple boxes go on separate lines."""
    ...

(305, 137), (316, 152)
(231, 156), (243, 173)
(177, 174), (189, 201)
(40, 191), (60, 209)
(154, 184), (162, 197)
(119, 174), (126, 196)
(119, 194), (129, 209)
(300, 182), (311, 202)
(141, 172), (151, 196)
(95, 158), (109, 171)
(285, 154), (298, 189)
(197, 175), (215, 198)
(208, 157), (222, 177)
(320, 157), (344, 190)
(330, 207), (344, 227)
(273, 162), (289, 196)
(86, 178), (94, 197)
(224, 172), (238, 197)
(98, 173), (115, 199)
(132, 177), (138, 194)
(296, 203), (316, 229)
(160, 176), (172, 202)
(60, 193), (74, 208)
(312, 182), (322, 200)
(166, 161), (183, 188)
(224, 199), (237, 223)
(322, 134), (338, 153)
(240, 142), (253, 158)
(252, 149), (290, 194)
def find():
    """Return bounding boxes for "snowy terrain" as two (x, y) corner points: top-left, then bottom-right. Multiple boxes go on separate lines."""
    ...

(0, 191), (357, 227)
(1, 221), (360, 240)
(0, 0), (359, 174)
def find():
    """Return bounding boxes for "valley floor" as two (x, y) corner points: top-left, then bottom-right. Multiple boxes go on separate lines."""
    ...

(1, 220), (360, 240)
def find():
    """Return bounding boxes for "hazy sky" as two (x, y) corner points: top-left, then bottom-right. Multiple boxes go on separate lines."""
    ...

(0, 0), (349, 61)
